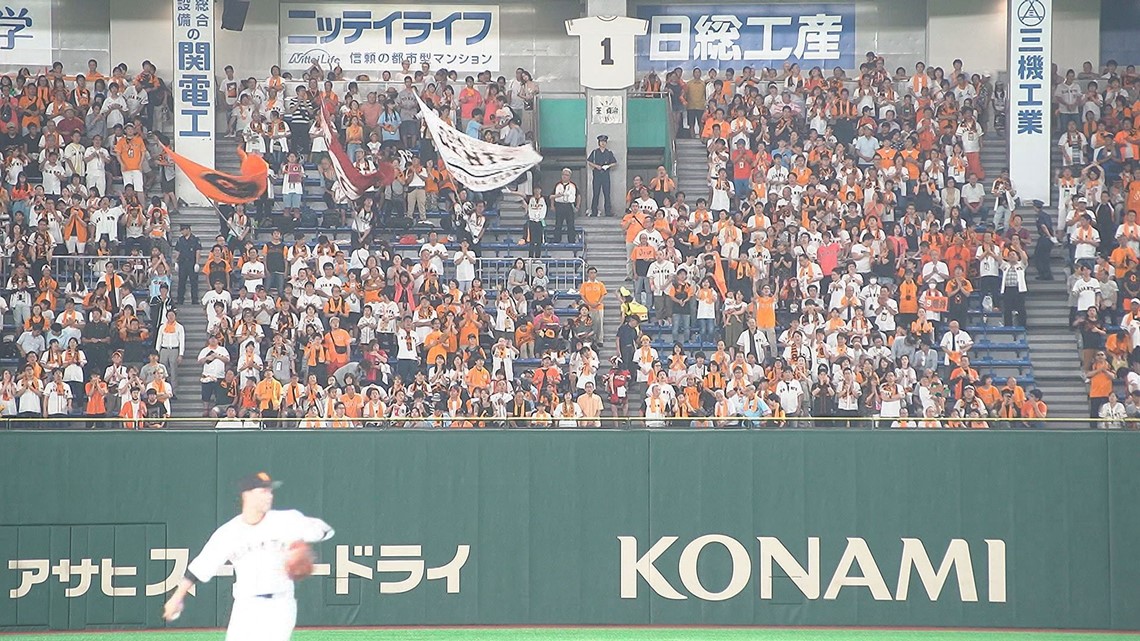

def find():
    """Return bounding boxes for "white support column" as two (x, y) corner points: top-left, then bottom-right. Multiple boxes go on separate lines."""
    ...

(172, 0), (216, 206)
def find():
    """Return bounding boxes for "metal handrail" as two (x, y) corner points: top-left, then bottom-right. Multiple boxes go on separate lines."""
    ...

(1, 254), (160, 289)
(0, 415), (1135, 430)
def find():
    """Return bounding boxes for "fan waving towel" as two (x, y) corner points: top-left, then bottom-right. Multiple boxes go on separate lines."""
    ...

(163, 145), (270, 204)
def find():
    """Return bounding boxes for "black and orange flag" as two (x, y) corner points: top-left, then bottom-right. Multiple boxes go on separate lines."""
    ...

(162, 146), (269, 204)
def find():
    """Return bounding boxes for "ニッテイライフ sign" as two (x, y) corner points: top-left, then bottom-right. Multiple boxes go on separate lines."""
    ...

(281, 5), (500, 73)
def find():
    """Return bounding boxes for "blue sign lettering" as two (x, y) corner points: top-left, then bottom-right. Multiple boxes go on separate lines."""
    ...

(0, 6), (32, 51)
(287, 9), (493, 47)
(635, 3), (855, 71)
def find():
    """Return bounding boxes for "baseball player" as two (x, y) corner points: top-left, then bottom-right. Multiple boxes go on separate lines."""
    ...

(162, 472), (334, 640)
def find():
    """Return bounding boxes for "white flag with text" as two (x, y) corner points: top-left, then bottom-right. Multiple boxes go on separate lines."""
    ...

(417, 96), (542, 192)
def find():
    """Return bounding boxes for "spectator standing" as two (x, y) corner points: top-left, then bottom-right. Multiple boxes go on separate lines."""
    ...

(1054, 69), (1082, 131)
(155, 309), (185, 383)
(550, 168), (580, 244)
(172, 224), (201, 305)
(579, 266), (608, 342)
(523, 185), (547, 259)
(1033, 200), (1057, 280)
(1084, 350), (1114, 426)
(684, 69), (706, 138)
(114, 122), (146, 192)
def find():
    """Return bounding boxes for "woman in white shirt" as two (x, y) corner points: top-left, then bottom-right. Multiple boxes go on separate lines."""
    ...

(878, 371), (904, 420)
(552, 392), (583, 428)
(695, 278), (719, 344)
(709, 168), (734, 212)
(1098, 392), (1127, 429)
(100, 85), (129, 131)
(453, 240), (477, 292)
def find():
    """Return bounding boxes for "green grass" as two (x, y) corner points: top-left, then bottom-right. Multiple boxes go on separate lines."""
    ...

(6, 629), (1140, 641)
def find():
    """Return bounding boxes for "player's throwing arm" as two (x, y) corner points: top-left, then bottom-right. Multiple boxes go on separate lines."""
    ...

(162, 472), (334, 641)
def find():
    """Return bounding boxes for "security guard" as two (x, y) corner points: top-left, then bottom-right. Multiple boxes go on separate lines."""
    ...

(587, 135), (617, 217)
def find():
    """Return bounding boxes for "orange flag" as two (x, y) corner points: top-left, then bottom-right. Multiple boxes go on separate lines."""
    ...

(162, 146), (269, 204)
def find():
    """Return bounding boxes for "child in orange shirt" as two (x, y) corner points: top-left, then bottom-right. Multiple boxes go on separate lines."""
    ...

(515, 317), (535, 359)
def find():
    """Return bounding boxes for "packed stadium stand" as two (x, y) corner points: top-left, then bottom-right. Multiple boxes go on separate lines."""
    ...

(1, 55), (1139, 428)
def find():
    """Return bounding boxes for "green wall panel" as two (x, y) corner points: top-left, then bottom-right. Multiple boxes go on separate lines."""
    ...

(0, 431), (1136, 632)
(628, 98), (668, 149)
(537, 98), (586, 149)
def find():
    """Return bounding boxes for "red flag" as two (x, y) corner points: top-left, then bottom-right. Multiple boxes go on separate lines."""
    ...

(318, 101), (395, 201)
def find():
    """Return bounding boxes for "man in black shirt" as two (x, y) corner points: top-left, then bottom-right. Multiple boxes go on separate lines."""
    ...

(1032, 200), (1056, 280)
(172, 224), (202, 304)
(586, 135), (617, 217)
(21, 122), (41, 178)
(262, 229), (288, 295)
(83, 308), (114, 374)
(810, 367), (837, 427)
(143, 389), (168, 429)
(615, 314), (641, 373)
(0, 123), (23, 157)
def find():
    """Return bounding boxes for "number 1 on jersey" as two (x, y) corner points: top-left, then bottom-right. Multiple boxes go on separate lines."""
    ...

(600, 37), (613, 66)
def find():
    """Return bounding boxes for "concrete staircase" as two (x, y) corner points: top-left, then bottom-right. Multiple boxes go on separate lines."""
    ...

(166, 206), (219, 422)
(977, 134), (1086, 418)
(979, 131), (1008, 177)
(674, 139), (709, 202)
(576, 214), (627, 366)
(1024, 277), (1086, 418)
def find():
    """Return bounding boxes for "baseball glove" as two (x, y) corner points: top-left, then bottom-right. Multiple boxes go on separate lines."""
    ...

(284, 540), (315, 581)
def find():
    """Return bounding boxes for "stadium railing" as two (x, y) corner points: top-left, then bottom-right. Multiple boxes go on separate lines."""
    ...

(1, 254), (155, 295)
(6, 416), (1136, 430)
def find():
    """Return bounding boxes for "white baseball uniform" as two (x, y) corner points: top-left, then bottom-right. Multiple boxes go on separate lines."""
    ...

(187, 509), (334, 641)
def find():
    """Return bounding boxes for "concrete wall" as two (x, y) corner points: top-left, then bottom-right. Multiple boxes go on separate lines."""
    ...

(109, 0), (172, 78)
(215, 0), (280, 80)
(1054, 0), (1102, 71)
(1101, 0), (1140, 66)
(6, 0), (1109, 86)
(926, 0), (1007, 77)
(925, 0), (1101, 77)
(51, 0), (111, 73)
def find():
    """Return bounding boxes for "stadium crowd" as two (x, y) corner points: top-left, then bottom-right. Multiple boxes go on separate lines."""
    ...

(604, 57), (1140, 426)
(0, 52), (1138, 427)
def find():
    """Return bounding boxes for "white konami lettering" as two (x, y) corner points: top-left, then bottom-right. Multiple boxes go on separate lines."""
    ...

(619, 536), (1007, 603)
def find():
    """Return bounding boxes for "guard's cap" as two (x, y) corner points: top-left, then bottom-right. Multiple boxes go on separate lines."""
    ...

(597, 134), (608, 142)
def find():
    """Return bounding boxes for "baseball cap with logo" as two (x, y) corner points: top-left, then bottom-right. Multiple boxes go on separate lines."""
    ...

(237, 471), (281, 494)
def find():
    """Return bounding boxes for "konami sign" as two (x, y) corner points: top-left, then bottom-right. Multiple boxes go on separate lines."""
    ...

(619, 536), (1007, 603)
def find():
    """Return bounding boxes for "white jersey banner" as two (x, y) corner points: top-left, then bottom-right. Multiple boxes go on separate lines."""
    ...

(417, 96), (542, 192)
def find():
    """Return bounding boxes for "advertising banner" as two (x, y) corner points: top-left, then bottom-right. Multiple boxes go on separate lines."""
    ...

(1, 431), (1139, 631)
(635, 3), (856, 72)
(172, 0), (215, 207)
(1008, 0), (1052, 204)
(280, 4), (500, 73)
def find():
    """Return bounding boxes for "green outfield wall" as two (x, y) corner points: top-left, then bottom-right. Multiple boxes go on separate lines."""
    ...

(0, 430), (1137, 632)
